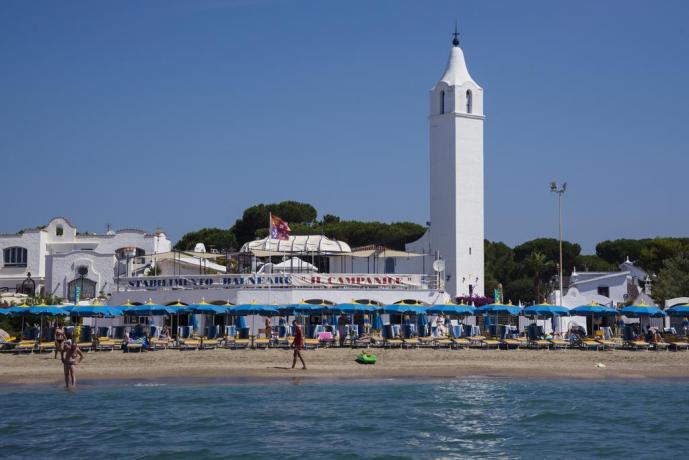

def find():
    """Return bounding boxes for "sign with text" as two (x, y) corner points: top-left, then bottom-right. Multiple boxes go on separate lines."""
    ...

(122, 273), (426, 290)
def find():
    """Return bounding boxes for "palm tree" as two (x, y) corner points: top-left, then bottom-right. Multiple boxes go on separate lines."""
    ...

(522, 251), (555, 302)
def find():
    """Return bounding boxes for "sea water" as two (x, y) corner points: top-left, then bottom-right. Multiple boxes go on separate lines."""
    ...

(1, 378), (688, 459)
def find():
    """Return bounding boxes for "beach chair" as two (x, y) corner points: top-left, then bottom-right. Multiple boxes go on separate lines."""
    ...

(593, 330), (617, 350)
(623, 326), (650, 350)
(445, 325), (469, 348)
(201, 325), (222, 349)
(14, 339), (37, 353)
(526, 325), (550, 349)
(95, 327), (118, 351)
(381, 326), (403, 348)
(37, 327), (56, 353)
(77, 326), (94, 351)
(665, 336), (689, 351)
(177, 326), (201, 350)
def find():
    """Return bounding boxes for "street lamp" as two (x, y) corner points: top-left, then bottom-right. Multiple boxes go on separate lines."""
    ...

(549, 182), (567, 305)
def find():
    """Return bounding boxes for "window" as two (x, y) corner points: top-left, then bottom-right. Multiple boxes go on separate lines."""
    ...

(597, 286), (610, 298)
(67, 278), (96, 301)
(466, 90), (473, 114)
(440, 91), (445, 114)
(3, 247), (27, 267)
(56, 225), (63, 236)
(384, 257), (395, 274)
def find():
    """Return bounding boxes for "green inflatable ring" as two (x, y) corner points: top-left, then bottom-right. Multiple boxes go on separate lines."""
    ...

(356, 352), (377, 364)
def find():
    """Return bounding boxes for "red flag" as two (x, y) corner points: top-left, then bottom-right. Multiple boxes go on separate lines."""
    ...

(269, 214), (291, 240)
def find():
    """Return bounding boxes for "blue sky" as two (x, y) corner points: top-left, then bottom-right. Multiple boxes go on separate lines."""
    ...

(1, 0), (687, 253)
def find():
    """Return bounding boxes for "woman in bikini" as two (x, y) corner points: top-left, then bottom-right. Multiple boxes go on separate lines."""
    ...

(291, 320), (307, 370)
(54, 323), (66, 359)
(61, 340), (84, 388)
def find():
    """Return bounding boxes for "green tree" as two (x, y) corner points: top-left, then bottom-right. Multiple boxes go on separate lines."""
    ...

(653, 253), (689, 303)
(504, 278), (536, 304)
(522, 251), (556, 302)
(513, 238), (580, 275)
(484, 240), (517, 295)
(174, 228), (238, 252)
(574, 255), (616, 272)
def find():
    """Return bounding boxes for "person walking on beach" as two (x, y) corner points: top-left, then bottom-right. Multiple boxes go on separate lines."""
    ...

(54, 323), (65, 359)
(61, 340), (84, 388)
(291, 320), (306, 370)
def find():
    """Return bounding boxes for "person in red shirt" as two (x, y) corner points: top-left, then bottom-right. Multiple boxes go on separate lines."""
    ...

(291, 320), (307, 370)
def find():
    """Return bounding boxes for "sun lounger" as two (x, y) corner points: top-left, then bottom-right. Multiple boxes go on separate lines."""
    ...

(667, 337), (689, 351)
(38, 341), (56, 353)
(178, 337), (201, 350)
(480, 338), (501, 349)
(548, 338), (570, 349)
(501, 338), (523, 349)
(231, 338), (251, 349)
(650, 340), (670, 351)
(626, 340), (650, 350)
(14, 340), (37, 353)
(303, 338), (320, 349)
(254, 337), (271, 349)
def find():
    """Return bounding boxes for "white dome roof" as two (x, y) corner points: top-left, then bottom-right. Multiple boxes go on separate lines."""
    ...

(240, 235), (351, 255)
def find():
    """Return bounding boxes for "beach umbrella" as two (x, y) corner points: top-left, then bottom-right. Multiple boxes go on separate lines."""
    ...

(523, 304), (570, 336)
(477, 303), (522, 337)
(331, 303), (378, 314)
(666, 304), (689, 317)
(571, 303), (620, 337)
(427, 303), (476, 316)
(620, 304), (666, 318)
(522, 304), (570, 318)
(230, 304), (280, 346)
(380, 304), (426, 338)
(69, 305), (122, 318)
(620, 303), (666, 334)
(571, 303), (619, 317)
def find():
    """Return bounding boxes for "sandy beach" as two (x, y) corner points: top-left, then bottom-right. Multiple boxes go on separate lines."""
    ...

(2, 347), (689, 386)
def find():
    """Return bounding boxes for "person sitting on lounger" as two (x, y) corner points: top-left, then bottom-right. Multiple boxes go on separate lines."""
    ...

(648, 328), (663, 343)
(291, 320), (306, 370)
(61, 340), (84, 388)
(54, 323), (65, 359)
(160, 326), (171, 340)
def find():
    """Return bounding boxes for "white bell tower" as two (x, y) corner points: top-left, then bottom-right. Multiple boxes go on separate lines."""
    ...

(428, 29), (484, 298)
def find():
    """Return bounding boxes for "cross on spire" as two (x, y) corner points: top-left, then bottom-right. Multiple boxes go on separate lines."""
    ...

(452, 22), (460, 47)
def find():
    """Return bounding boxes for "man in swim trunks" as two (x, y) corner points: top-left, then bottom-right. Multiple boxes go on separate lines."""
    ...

(291, 320), (306, 370)
(54, 323), (66, 359)
(61, 340), (84, 388)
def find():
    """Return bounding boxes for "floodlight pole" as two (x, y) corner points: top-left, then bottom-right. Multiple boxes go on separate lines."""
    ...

(550, 182), (567, 305)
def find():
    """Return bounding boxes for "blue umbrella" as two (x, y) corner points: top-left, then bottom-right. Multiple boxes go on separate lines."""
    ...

(427, 304), (476, 316)
(230, 304), (280, 347)
(69, 305), (123, 318)
(380, 304), (426, 315)
(522, 304), (570, 318)
(478, 303), (522, 337)
(28, 305), (70, 317)
(571, 303), (620, 337)
(620, 304), (666, 318)
(230, 304), (280, 316)
(478, 303), (522, 316)
(667, 304), (689, 317)
(331, 303), (378, 314)
(123, 304), (182, 316)
(180, 304), (227, 315)
(571, 304), (619, 316)
(7, 305), (33, 317)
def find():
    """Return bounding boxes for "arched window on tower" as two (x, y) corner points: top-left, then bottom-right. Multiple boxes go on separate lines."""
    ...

(466, 90), (473, 114)
(440, 91), (445, 114)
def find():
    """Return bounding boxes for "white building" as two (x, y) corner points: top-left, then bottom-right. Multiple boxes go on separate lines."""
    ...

(405, 31), (485, 299)
(0, 217), (171, 301)
(555, 258), (651, 308)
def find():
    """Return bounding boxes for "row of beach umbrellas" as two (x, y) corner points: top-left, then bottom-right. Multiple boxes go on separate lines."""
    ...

(0, 301), (677, 319)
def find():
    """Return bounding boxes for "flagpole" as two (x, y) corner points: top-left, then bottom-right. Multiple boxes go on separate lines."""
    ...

(268, 213), (272, 307)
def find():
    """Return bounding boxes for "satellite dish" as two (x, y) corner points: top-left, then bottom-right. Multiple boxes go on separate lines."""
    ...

(432, 259), (445, 272)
